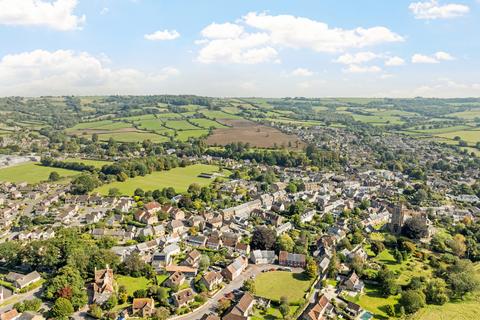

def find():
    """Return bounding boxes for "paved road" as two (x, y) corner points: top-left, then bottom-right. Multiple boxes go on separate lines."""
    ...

(0, 286), (45, 314)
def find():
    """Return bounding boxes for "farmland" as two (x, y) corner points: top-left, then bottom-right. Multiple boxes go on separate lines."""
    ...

(94, 164), (227, 195)
(206, 119), (305, 149)
(0, 162), (79, 184)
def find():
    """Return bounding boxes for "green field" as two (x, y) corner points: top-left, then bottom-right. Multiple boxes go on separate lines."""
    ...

(449, 109), (480, 120)
(116, 275), (152, 296)
(94, 164), (226, 195)
(435, 130), (480, 144)
(63, 158), (112, 168)
(191, 118), (227, 129)
(254, 271), (313, 303)
(200, 110), (242, 119)
(164, 120), (199, 130)
(176, 130), (209, 141)
(343, 284), (400, 319)
(0, 162), (79, 184)
(97, 131), (169, 143)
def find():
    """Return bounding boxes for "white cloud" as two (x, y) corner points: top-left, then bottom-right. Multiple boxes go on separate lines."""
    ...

(343, 65), (382, 73)
(0, 0), (85, 31)
(291, 68), (314, 77)
(0, 49), (179, 96)
(197, 32), (278, 64)
(335, 52), (379, 65)
(409, 0), (470, 19)
(144, 29), (180, 41)
(196, 12), (403, 64)
(412, 51), (455, 63)
(100, 7), (109, 15)
(413, 78), (480, 97)
(385, 56), (405, 66)
(201, 22), (244, 39)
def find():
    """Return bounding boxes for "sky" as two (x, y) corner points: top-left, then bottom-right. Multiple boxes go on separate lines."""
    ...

(0, 0), (479, 98)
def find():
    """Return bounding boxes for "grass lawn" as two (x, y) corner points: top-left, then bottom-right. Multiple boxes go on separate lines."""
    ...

(116, 275), (153, 296)
(343, 284), (400, 320)
(251, 306), (299, 320)
(0, 162), (79, 184)
(254, 271), (313, 303)
(64, 158), (112, 168)
(94, 164), (227, 195)
(412, 293), (480, 320)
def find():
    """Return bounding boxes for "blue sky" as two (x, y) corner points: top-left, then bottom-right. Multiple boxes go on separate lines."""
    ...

(0, 0), (479, 97)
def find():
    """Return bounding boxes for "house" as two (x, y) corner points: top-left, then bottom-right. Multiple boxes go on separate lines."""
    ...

(222, 256), (248, 281)
(144, 201), (162, 214)
(235, 242), (250, 256)
(300, 210), (316, 223)
(343, 271), (364, 292)
(200, 271), (223, 291)
(173, 288), (195, 307)
(92, 266), (115, 304)
(165, 272), (185, 288)
(275, 222), (292, 236)
(0, 309), (19, 320)
(250, 250), (277, 265)
(187, 235), (207, 247)
(223, 292), (255, 320)
(304, 294), (333, 320)
(161, 205), (185, 220)
(168, 220), (185, 233)
(183, 249), (201, 267)
(134, 210), (158, 225)
(5, 271), (41, 289)
(0, 286), (13, 303)
(201, 315), (220, 320)
(279, 251), (307, 268)
(344, 301), (363, 318)
(132, 298), (155, 317)
(164, 265), (198, 277)
(152, 244), (180, 269)
(206, 236), (221, 250)
(318, 256), (330, 275)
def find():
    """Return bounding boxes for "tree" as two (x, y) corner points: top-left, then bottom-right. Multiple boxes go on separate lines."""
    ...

(44, 265), (88, 310)
(51, 298), (74, 320)
(305, 258), (318, 279)
(399, 290), (426, 314)
(425, 278), (449, 305)
(402, 216), (428, 239)
(217, 299), (231, 314)
(152, 307), (170, 320)
(49, 171), (60, 181)
(88, 304), (103, 319)
(242, 279), (256, 294)
(279, 296), (290, 319)
(447, 234), (467, 257)
(251, 226), (276, 250)
(371, 241), (385, 256)
(446, 259), (480, 298)
(377, 267), (399, 297)
(108, 188), (121, 197)
(277, 234), (295, 252)
(122, 252), (147, 277)
(103, 295), (117, 310)
(71, 174), (100, 194)
(199, 255), (210, 271)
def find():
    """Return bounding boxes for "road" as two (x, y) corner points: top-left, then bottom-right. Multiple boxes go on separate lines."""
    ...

(0, 285), (45, 314)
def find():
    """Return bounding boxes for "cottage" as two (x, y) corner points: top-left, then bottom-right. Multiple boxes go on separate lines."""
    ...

(200, 271), (223, 291)
(222, 292), (255, 320)
(173, 288), (195, 307)
(222, 256), (248, 281)
(304, 294), (333, 320)
(132, 298), (155, 317)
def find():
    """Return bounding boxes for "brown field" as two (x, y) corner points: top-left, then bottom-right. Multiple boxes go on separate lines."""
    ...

(206, 119), (305, 149)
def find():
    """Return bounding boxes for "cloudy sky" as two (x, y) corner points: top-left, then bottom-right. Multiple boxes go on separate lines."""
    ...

(0, 0), (479, 97)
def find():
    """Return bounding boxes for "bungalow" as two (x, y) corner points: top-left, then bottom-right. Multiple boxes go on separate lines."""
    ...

(0, 286), (13, 303)
(132, 298), (155, 318)
(222, 256), (248, 281)
(279, 251), (306, 268)
(173, 288), (195, 307)
(250, 250), (277, 265)
(200, 271), (223, 291)
(5, 271), (41, 289)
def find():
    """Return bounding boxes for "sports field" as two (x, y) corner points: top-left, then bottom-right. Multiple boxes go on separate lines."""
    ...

(0, 162), (79, 184)
(254, 271), (313, 303)
(94, 164), (226, 195)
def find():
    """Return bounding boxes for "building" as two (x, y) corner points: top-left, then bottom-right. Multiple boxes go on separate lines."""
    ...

(222, 256), (248, 281)
(0, 309), (19, 320)
(279, 251), (307, 268)
(0, 286), (13, 303)
(200, 271), (223, 291)
(388, 203), (404, 234)
(92, 266), (115, 305)
(343, 271), (364, 292)
(165, 271), (185, 288)
(5, 271), (41, 289)
(132, 298), (155, 317)
(304, 294), (333, 320)
(173, 288), (195, 307)
(344, 301), (363, 318)
(222, 292), (255, 320)
(250, 250), (277, 265)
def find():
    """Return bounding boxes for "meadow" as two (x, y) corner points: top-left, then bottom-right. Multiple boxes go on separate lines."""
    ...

(94, 164), (226, 195)
(0, 162), (79, 184)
